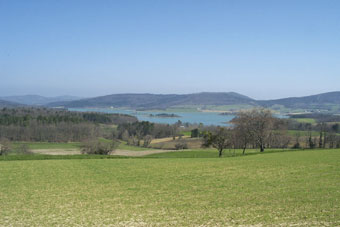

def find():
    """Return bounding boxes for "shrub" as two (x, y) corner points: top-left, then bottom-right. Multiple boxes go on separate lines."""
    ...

(81, 140), (118, 155)
(0, 138), (12, 155)
(175, 141), (188, 150)
(17, 144), (33, 154)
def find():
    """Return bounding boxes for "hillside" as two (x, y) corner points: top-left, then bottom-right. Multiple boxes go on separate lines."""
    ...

(0, 99), (23, 108)
(259, 91), (340, 112)
(18, 91), (340, 113)
(47, 92), (257, 109)
(0, 95), (82, 106)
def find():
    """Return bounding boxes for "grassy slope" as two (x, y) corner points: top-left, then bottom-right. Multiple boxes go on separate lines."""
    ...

(12, 140), (149, 152)
(13, 142), (81, 150)
(294, 118), (317, 124)
(0, 149), (339, 226)
(145, 148), (293, 158)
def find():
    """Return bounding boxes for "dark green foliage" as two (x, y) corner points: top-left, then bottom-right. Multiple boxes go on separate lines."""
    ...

(191, 128), (200, 138)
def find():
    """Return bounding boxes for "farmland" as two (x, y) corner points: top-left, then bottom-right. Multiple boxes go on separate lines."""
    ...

(0, 149), (339, 226)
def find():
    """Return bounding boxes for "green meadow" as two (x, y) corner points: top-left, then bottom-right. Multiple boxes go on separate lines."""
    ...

(12, 142), (81, 150)
(0, 149), (339, 226)
(294, 118), (317, 124)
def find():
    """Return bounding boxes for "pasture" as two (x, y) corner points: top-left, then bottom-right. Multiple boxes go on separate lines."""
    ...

(0, 149), (339, 226)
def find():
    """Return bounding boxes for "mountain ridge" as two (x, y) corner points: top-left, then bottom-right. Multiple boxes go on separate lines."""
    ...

(0, 99), (24, 108)
(3, 91), (340, 113)
(0, 95), (83, 106)
(45, 92), (256, 109)
(45, 91), (340, 113)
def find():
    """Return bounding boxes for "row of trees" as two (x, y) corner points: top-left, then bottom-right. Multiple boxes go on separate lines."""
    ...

(116, 121), (179, 146)
(0, 107), (137, 142)
(203, 109), (340, 157)
(0, 107), (137, 126)
(203, 109), (290, 157)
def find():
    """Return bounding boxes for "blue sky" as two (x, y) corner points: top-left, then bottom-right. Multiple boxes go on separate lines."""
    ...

(1, 0), (339, 99)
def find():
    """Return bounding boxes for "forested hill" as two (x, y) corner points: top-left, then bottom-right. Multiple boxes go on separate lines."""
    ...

(15, 91), (340, 113)
(0, 95), (82, 106)
(258, 91), (340, 108)
(46, 92), (257, 109)
(0, 99), (23, 108)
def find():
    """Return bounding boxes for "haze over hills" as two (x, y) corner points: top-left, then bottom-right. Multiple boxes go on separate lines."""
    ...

(0, 99), (24, 108)
(2, 91), (340, 113)
(45, 91), (340, 113)
(258, 91), (340, 107)
(47, 92), (257, 110)
(0, 95), (82, 106)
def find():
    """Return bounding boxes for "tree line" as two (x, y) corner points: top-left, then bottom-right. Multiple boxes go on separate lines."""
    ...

(0, 107), (137, 142)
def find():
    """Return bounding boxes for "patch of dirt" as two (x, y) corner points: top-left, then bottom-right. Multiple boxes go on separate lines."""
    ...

(151, 136), (190, 144)
(31, 148), (180, 157)
(110, 149), (180, 157)
(31, 149), (81, 155)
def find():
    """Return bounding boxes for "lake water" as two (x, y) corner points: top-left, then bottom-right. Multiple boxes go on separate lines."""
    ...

(69, 108), (235, 126)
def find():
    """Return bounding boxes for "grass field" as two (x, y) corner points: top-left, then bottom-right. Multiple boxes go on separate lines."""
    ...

(117, 142), (151, 151)
(294, 118), (317, 124)
(0, 149), (339, 226)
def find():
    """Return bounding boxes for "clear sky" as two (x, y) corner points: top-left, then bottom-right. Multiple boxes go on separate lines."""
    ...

(1, 0), (339, 99)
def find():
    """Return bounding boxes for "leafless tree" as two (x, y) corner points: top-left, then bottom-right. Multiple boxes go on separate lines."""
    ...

(231, 112), (254, 154)
(143, 135), (153, 148)
(202, 127), (232, 157)
(232, 109), (274, 152)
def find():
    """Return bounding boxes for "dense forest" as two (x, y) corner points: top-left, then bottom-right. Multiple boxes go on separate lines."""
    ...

(0, 108), (137, 142)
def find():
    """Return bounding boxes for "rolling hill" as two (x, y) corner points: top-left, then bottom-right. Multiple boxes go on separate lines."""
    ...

(259, 91), (340, 107)
(258, 91), (340, 112)
(0, 99), (23, 108)
(0, 95), (82, 106)
(8, 91), (340, 113)
(46, 92), (257, 109)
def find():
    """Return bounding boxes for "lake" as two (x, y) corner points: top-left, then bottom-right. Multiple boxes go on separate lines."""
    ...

(69, 108), (235, 126)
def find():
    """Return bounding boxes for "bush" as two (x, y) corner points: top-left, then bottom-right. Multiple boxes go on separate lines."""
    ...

(17, 144), (33, 154)
(0, 138), (12, 155)
(81, 140), (119, 155)
(175, 141), (188, 150)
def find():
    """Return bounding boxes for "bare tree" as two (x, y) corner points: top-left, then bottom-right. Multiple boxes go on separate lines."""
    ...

(292, 132), (301, 149)
(232, 109), (274, 152)
(143, 135), (153, 148)
(231, 112), (254, 155)
(202, 127), (232, 157)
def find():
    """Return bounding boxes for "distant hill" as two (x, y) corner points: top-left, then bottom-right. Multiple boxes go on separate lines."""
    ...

(47, 92), (257, 109)
(259, 91), (340, 110)
(0, 95), (82, 106)
(45, 91), (340, 113)
(0, 99), (23, 108)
